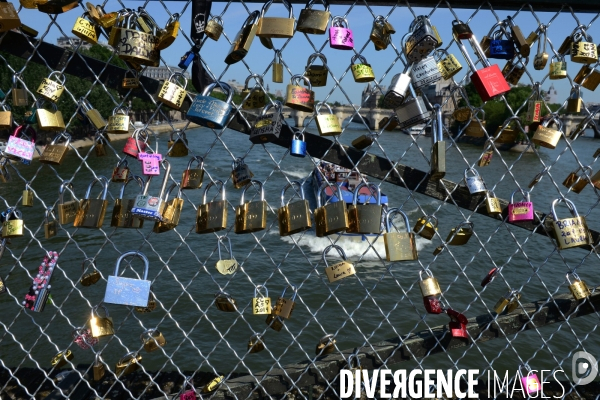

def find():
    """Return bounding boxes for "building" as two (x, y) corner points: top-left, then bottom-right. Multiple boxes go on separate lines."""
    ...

(361, 82), (385, 108)
(142, 66), (190, 81)
(56, 36), (92, 51)
(544, 84), (558, 104)
(226, 79), (245, 94)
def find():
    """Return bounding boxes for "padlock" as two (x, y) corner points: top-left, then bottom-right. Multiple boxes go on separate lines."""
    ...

(505, 16), (529, 57)
(256, 0), (295, 39)
(19, 23), (38, 37)
(379, 116), (398, 131)
(93, 353), (106, 381)
(321, 244), (355, 283)
(0, 104), (12, 130)
(508, 189), (534, 223)
(485, 191), (502, 216)
(347, 183), (382, 234)
(241, 74), (267, 109)
(285, 74), (315, 112)
(35, 101), (65, 131)
(225, 11), (260, 64)
(74, 176), (109, 229)
(464, 108), (486, 137)
(187, 82), (234, 129)
(567, 273), (591, 300)
(138, 136), (162, 177)
(248, 334), (265, 353)
(278, 181), (312, 236)
(296, 0), (329, 34)
(329, 16), (353, 50)
(205, 16), (224, 40)
(0, 2), (21, 32)
(22, 184), (34, 207)
(315, 102), (342, 136)
(350, 55), (375, 83)
(430, 104), (445, 180)
(531, 115), (564, 149)
(384, 208), (418, 261)
(94, 135), (107, 159)
(315, 334), (336, 355)
(141, 329), (167, 352)
(525, 83), (543, 123)
(265, 313), (285, 331)
(5, 124), (36, 162)
(419, 270), (443, 314)
(410, 55), (441, 90)
(181, 156), (204, 189)
(478, 146), (494, 167)
(464, 168), (487, 195)
(455, 26), (511, 101)
(57, 181), (79, 225)
(447, 308), (469, 339)
(550, 198), (591, 249)
(566, 85), (582, 113)
(72, 12), (100, 45)
(290, 132), (307, 157)
(413, 215), (437, 240)
(533, 25), (548, 70)
(131, 159), (171, 221)
(167, 130), (188, 157)
(196, 180), (228, 234)
(383, 64), (413, 109)
(250, 101), (283, 144)
(36, 71), (65, 103)
(395, 84), (431, 130)
(180, 377), (199, 399)
(494, 290), (519, 314)
(304, 53), (328, 87)
(404, 15), (440, 62)
(351, 133), (375, 150)
(231, 158), (254, 189)
(158, 73), (188, 110)
(122, 70), (139, 89)
(80, 258), (101, 286)
(152, 182), (184, 233)
(134, 286), (157, 313)
(2, 209), (23, 238)
(22, 250), (59, 312)
(50, 350), (74, 369)
(528, 168), (548, 189)
(39, 132), (71, 165)
(11, 74), (28, 107)
(435, 49), (463, 80)
(502, 56), (527, 85)
(571, 28), (598, 64)
(37, 0), (78, 13)
(107, 107), (130, 134)
(89, 304), (114, 337)
(0, 158), (10, 183)
(272, 50), (284, 83)
(104, 251), (152, 307)
(519, 364), (541, 395)
(574, 65), (600, 91)
(452, 20), (472, 40)
(214, 236), (238, 275)
(215, 291), (237, 312)
(562, 166), (591, 194)
(114, 12), (159, 66)
(111, 158), (130, 183)
(122, 128), (148, 159)
(111, 175), (145, 229)
(549, 55), (567, 80)
(315, 184), (348, 237)
(433, 221), (474, 255)
(252, 285), (272, 314)
(235, 180), (268, 234)
(156, 13), (180, 50)
(114, 352), (142, 377)
(487, 24), (514, 60)
(271, 284), (297, 318)
(202, 376), (224, 394)
(370, 16), (391, 51)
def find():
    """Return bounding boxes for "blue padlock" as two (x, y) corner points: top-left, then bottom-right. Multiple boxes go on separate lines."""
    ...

(186, 82), (234, 129)
(290, 132), (307, 158)
(489, 39), (514, 60)
(178, 50), (196, 70)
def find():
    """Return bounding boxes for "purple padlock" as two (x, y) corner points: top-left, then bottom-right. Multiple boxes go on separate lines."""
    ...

(508, 189), (534, 222)
(329, 16), (353, 50)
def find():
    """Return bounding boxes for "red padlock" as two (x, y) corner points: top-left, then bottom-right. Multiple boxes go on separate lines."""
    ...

(455, 23), (510, 102)
(122, 129), (148, 158)
(447, 308), (469, 338)
(111, 158), (130, 183)
(481, 267), (499, 287)
(423, 295), (443, 314)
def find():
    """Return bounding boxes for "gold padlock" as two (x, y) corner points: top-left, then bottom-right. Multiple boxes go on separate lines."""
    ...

(158, 73), (188, 110)
(115, 352), (142, 377)
(50, 350), (74, 369)
(419, 270), (441, 297)
(205, 16), (224, 41)
(11, 74), (28, 107)
(315, 334), (336, 355)
(141, 329), (167, 352)
(107, 107), (130, 134)
(252, 285), (272, 315)
(235, 180), (267, 234)
(36, 71), (65, 103)
(74, 176), (110, 229)
(435, 49), (462, 80)
(156, 13), (180, 50)
(44, 209), (58, 239)
(36, 100), (66, 132)
(38, 0), (79, 14)
(383, 208), (418, 262)
(39, 132), (71, 165)
(57, 180), (79, 225)
(566, 85), (582, 114)
(297, 0), (330, 35)
(574, 65), (600, 91)
(550, 198), (592, 250)
(214, 236), (238, 275)
(567, 273), (591, 300)
(181, 156), (204, 189)
(72, 12), (100, 44)
(256, 0), (295, 39)
(531, 115), (563, 149)
(79, 98), (107, 129)
(304, 53), (328, 87)
(413, 215), (438, 240)
(0, 2), (21, 32)
(122, 70), (140, 89)
(271, 285), (297, 319)
(196, 180), (228, 233)
(0, 104), (12, 130)
(248, 334), (265, 353)
(433, 221), (474, 255)
(214, 291), (237, 312)
(350, 54), (375, 83)
(322, 244), (356, 283)
(2, 209), (24, 238)
(241, 74), (267, 110)
(315, 102), (342, 136)
(93, 353), (106, 381)
(370, 15), (390, 50)
(285, 74), (315, 113)
(549, 55), (567, 80)
(153, 183), (184, 233)
(167, 129), (188, 157)
(225, 11), (260, 64)
(80, 258), (101, 286)
(571, 28), (598, 64)
(562, 167), (591, 194)
(22, 184), (34, 207)
(485, 191), (502, 216)
(272, 49), (284, 83)
(89, 304), (114, 337)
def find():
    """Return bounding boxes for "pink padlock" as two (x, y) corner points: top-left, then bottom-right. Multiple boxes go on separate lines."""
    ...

(519, 364), (541, 394)
(508, 189), (534, 223)
(138, 152), (162, 176)
(122, 129), (148, 158)
(329, 16), (353, 50)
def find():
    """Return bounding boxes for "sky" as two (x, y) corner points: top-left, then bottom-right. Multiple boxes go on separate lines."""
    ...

(12, 1), (600, 106)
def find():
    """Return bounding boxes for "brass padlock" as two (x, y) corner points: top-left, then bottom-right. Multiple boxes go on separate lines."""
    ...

(78, 98), (107, 129)
(205, 16), (224, 41)
(0, 104), (12, 130)
(531, 115), (564, 149)
(383, 208), (418, 262)
(57, 180), (79, 225)
(478, 146), (494, 166)
(0, 2), (21, 32)
(89, 304), (114, 337)
(433, 221), (474, 255)
(167, 130), (188, 157)
(72, 12), (100, 45)
(494, 290), (520, 314)
(80, 258), (101, 286)
(272, 49), (284, 83)
(231, 158), (254, 189)
(22, 184), (34, 207)
(505, 16), (529, 57)
(44, 209), (58, 238)
(181, 156), (204, 189)
(322, 244), (355, 283)
(571, 28), (598, 64)
(379, 116), (398, 131)
(74, 176), (109, 229)
(435, 48), (463, 80)
(158, 73), (188, 110)
(36, 71), (65, 103)
(315, 184), (348, 237)
(574, 65), (600, 91)
(304, 53), (328, 87)
(196, 179), (227, 234)
(252, 285), (272, 314)
(153, 182), (184, 233)
(485, 191), (502, 216)
(141, 329), (167, 352)
(111, 175), (145, 229)
(370, 15), (390, 50)
(567, 273), (591, 300)
(235, 180), (268, 234)
(122, 70), (140, 89)
(107, 107), (130, 134)
(347, 183), (383, 234)
(413, 215), (438, 240)
(549, 55), (567, 80)
(156, 13), (179, 50)
(550, 198), (592, 250)
(419, 270), (442, 297)
(135, 287), (157, 313)
(315, 334), (336, 355)
(271, 284), (297, 319)
(265, 313), (285, 331)
(533, 25), (548, 70)
(285, 74), (315, 112)
(115, 352), (142, 377)
(562, 166), (591, 194)
(566, 85), (582, 113)
(464, 109), (486, 137)
(93, 353), (106, 381)
(350, 54), (375, 83)
(225, 11), (260, 64)
(36, 101), (66, 132)
(112, 158), (130, 183)
(248, 334), (265, 353)
(50, 350), (74, 369)
(37, 0), (79, 14)
(314, 102), (342, 136)
(502, 57), (527, 85)
(11, 74), (28, 107)
(94, 134), (107, 157)
(115, 11), (159, 66)
(39, 132), (71, 165)
(256, 0), (295, 39)
(2, 209), (23, 238)
(297, 0), (330, 34)
(214, 291), (237, 312)
(214, 236), (238, 275)
(241, 74), (267, 109)
(278, 181), (312, 236)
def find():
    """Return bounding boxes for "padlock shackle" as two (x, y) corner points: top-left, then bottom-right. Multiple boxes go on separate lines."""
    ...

(113, 106), (130, 116)
(47, 70), (66, 84)
(12, 124), (36, 143)
(322, 244), (347, 266)
(116, 352), (141, 367)
(541, 113), (563, 131)
(254, 284), (268, 298)
(162, 181), (182, 202)
(385, 207), (410, 233)
(119, 175), (144, 199)
(304, 0), (329, 11)
(314, 101), (333, 116)
(91, 303), (110, 318)
(509, 188), (531, 203)
(217, 235), (234, 260)
(202, 81), (233, 104)
(317, 183), (344, 208)
(156, 159), (172, 200)
(58, 180), (77, 204)
(350, 54), (368, 65)
(431, 103), (443, 144)
(140, 328), (161, 343)
(551, 198), (579, 220)
(280, 284), (298, 300)
(347, 353), (361, 369)
(280, 181), (306, 207)
(464, 167), (481, 179)
(260, 100), (283, 116)
(352, 182), (381, 206)
(78, 97), (93, 113)
(113, 250), (150, 281)
(419, 269), (434, 280)
(293, 132), (305, 141)
(566, 272), (582, 284)
(290, 74), (312, 91)
(84, 176), (110, 200)
(49, 131), (71, 146)
(202, 179), (226, 204)
(170, 129), (186, 142)
(240, 179), (265, 204)
(44, 208), (56, 224)
(260, 0), (294, 19)
(186, 155), (204, 170)
(214, 290), (233, 299)
(306, 53), (327, 67)
(167, 72), (188, 90)
(318, 333), (335, 346)
(244, 73), (264, 89)
(82, 257), (96, 274)
(331, 16), (348, 28)
(409, 15), (430, 32)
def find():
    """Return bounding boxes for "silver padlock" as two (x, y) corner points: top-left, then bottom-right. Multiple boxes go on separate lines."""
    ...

(404, 16), (440, 63)
(464, 168), (487, 194)
(383, 64), (412, 109)
(410, 55), (441, 90)
(131, 160), (171, 221)
(430, 104), (445, 180)
(103, 251), (151, 307)
(395, 84), (430, 130)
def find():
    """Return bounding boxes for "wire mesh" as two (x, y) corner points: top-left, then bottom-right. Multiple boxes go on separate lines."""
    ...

(1, 0), (600, 399)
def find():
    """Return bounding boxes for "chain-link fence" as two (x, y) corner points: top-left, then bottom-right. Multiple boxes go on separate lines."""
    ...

(1, 0), (600, 398)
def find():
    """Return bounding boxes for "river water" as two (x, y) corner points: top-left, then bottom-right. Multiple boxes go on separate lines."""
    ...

(0, 120), (598, 380)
